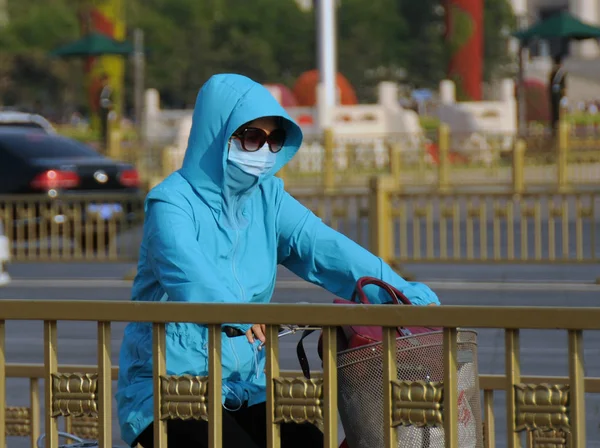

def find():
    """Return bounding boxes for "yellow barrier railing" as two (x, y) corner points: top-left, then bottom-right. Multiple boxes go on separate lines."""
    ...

(0, 300), (596, 447)
(277, 123), (600, 191)
(368, 177), (599, 264)
(98, 120), (600, 192)
(3, 185), (598, 265)
(290, 184), (599, 265)
(4, 187), (598, 265)
(0, 193), (144, 262)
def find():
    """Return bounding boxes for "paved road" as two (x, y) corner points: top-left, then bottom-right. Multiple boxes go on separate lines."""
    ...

(1, 263), (600, 447)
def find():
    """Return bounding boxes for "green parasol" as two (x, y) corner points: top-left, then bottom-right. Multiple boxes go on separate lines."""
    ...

(50, 32), (134, 58)
(513, 11), (600, 42)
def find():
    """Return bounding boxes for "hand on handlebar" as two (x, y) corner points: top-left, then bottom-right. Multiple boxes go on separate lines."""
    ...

(246, 324), (266, 349)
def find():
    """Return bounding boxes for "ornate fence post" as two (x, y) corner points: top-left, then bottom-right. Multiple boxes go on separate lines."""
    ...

(557, 120), (569, 193)
(512, 139), (526, 195)
(107, 119), (122, 161)
(277, 165), (287, 186)
(438, 124), (450, 193)
(322, 128), (335, 192)
(161, 147), (173, 180)
(389, 141), (402, 191)
(369, 176), (394, 265)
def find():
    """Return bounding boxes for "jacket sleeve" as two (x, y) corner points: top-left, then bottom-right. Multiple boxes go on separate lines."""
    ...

(145, 197), (251, 333)
(277, 192), (440, 306)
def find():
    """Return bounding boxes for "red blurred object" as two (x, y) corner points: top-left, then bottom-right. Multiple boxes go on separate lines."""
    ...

(297, 114), (314, 126)
(522, 78), (550, 123)
(292, 70), (358, 107)
(119, 169), (140, 188)
(445, 0), (484, 100)
(30, 170), (80, 190)
(425, 142), (469, 165)
(263, 83), (298, 107)
(339, 439), (349, 448)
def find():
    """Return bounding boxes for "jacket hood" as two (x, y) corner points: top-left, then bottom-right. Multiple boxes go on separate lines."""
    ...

(179, 74), (302, 210)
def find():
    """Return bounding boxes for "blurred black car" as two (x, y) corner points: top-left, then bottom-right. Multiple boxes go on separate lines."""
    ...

(0, 126), (144, 251)
(0, 111), (56, 134)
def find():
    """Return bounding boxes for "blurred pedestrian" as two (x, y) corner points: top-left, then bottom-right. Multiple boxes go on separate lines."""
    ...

(97, 73), (113, 152)
(549, 54), (567, 133)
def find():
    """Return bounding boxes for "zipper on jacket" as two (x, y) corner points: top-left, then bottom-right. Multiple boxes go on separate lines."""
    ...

(231, 225), (246, 303)
(230, 220), (247, 379)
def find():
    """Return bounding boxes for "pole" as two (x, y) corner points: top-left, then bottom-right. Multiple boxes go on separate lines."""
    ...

(514, 10), (528, 138)
(317, 0), (337, 129)
(133, 28), (145, 143)
(132, 28), (148, 186)
(517, 43), (527, 137)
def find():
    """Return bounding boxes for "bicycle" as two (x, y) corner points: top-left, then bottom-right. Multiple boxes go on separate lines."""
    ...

(36, 324), (322, 448)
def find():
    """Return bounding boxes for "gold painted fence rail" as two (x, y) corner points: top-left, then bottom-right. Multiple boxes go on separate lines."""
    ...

(2, 186), (599, 264)
(154, 124), (600, 192)
(0, 300), (596, 447)
(0, 193), (145, 262)
(292, 184), (600, 265)
(278, 124), (600, 191)
(368, 178), (600, 264)
(4, 365), (598, 448)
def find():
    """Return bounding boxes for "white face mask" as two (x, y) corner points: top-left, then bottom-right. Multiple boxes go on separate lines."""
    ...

(227, 139), (277, 177)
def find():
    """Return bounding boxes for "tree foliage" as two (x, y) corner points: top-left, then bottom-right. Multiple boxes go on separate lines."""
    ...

(483, 0), (517, 81)
(0, 0), (515, 115)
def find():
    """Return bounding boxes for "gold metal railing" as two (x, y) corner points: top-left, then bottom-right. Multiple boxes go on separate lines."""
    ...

(0, 193), (145, 262)
(276, 123), (600, 192)
(368, 176), (599, 264)
(61, 118), (600, 193)
(150, 124), (600, 192)
(6, 365), (594, 448)
(479, 373), (600, 448)
(3, 185), (598, 265)
(292, 190), (371, 249)
(0, 300), (596, 447)
(291, 180), (599, 264)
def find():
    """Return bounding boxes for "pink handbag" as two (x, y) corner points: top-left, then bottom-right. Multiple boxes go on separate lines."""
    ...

(297, 276), (440, 379)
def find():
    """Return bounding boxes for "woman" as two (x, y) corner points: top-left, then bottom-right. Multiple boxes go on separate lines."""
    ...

(116, 74), (440, 448)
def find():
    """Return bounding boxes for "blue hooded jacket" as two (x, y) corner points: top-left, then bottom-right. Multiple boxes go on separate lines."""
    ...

(116, 74), (440, 446)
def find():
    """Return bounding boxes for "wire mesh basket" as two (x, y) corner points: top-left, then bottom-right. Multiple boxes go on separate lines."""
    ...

(337, 329), (483, 448)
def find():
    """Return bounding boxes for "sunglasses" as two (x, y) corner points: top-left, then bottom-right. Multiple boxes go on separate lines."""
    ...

(232, 127), (286, 153)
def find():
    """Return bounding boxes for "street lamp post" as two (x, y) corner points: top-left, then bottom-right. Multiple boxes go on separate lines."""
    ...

(133, 28), (145, 144)
(511, 0), (529, 136)
(316, 0), (337, 129)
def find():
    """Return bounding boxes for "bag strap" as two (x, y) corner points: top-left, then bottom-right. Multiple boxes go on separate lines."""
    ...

(296, 328), (317, 379)
(352, 276), (413, 305)
(296, 277), (414, 379)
